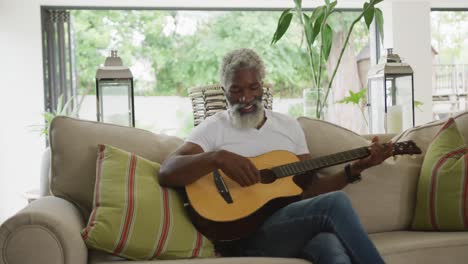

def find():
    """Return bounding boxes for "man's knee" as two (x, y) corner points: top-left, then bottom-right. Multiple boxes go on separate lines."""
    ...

(299, 191), (353, 217)
(305, 232), (351, 264)
(312, 233), (343, 249)
(325, 191), (352, 208)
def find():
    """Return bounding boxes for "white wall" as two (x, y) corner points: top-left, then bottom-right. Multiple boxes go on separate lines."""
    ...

(0, 0), (46, 222)
(0, 0), (467, 222)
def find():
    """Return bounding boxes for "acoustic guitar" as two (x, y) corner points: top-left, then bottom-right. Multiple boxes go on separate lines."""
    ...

(185, 141), (421, 241)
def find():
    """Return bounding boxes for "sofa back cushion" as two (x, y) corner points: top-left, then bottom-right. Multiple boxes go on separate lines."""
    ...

(298, 117), (425, 233)
(297, 111), (468, 233)
(49, 117), (183, 219)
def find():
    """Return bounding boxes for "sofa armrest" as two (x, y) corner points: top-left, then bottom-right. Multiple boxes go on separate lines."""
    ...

(0, 196), (87, 264)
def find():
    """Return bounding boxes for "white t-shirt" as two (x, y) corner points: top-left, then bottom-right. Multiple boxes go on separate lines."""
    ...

(186, 110), (310, 157)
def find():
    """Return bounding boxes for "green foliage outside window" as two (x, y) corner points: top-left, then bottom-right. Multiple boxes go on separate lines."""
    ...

(72, 10), (368, 98)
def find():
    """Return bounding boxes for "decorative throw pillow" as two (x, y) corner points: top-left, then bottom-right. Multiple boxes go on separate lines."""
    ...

(81, 144), (215, 260)
(412, 118), (468, 230)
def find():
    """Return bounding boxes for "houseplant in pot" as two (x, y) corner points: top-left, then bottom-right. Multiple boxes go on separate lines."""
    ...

(271, 0), (384, 119)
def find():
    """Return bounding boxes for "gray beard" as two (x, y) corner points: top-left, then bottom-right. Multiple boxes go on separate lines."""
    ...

(228, 100), (265, 129)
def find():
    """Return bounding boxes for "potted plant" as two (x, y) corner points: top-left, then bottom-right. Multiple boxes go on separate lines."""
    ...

(337, 87), (368, 127)
(337, 88), (424, 133)
(271, 0), (384, 119)
(31, 94), (80, 137)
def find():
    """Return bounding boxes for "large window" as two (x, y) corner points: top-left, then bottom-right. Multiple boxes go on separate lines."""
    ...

(55, 9), (370, 137)
(431, 10), (468, 120)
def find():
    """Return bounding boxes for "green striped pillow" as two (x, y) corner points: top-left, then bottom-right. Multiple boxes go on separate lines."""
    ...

(412, 118), (468, 230)
(81, 144), (215, 260)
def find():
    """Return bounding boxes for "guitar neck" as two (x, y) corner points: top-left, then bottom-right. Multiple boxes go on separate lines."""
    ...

(271, 146), (370, 178)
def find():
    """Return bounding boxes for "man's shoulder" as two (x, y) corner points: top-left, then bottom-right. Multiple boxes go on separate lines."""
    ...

(186, 110), (229, 142)
(267, 110), (298, 124)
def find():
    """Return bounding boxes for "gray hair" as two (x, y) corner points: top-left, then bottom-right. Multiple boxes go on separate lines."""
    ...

(219, 48), (266, 89)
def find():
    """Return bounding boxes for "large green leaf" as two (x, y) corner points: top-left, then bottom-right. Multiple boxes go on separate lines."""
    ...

(303, 13), (313, 45)
(311, 12), (325, 45)
(321, 24), (333, 60)
(310, 6), (325, 24)
(329, 1), (338, 12)
(375, 8), (384, 44)
(363, 4), (375, 30)
(271, 9), (293, 45)
(373, 0), (384, 5)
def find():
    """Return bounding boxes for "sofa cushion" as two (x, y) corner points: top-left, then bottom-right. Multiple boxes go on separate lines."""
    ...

(49, 117), (183, 219)
(81, 144), (214, 260)
(297, 117), (424, 234)
(371, 231), (468, 264)
(297, 116), (370, 176)
(412, 118), (468, 230)
(391, 110), (468, 230)
(88, 250), (311, 264)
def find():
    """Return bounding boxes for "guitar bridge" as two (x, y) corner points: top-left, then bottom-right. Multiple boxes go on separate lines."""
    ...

(213, 169), (233, 204)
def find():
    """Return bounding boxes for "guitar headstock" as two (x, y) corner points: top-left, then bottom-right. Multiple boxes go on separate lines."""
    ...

(392, 140), (422, 156)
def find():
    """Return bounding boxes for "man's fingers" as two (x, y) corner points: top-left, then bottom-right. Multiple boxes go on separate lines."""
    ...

(249, 162), (260, 183)
(240, 165), (255, 186)
(248, 165), (260, 185)
(233, 169), (248, 187)
(230, 173), (243, 187)
(222, 156), (260, 187)
(242, 161), (258, 186)
(246, 163), (260, 186)
(388, 142), (394, 154)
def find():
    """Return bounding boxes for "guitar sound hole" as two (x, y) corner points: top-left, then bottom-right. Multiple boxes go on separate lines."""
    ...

(260, 169), (276, 184)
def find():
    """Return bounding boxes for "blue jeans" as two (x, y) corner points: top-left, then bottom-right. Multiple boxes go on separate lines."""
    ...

(238, 191), (385, 264)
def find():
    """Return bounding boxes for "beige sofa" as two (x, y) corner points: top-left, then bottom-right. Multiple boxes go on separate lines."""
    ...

(2, 112), (468, 264)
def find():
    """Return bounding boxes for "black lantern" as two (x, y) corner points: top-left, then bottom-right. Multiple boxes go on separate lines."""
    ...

(95, 50), (135, 127)
(367, 49), (415, 134)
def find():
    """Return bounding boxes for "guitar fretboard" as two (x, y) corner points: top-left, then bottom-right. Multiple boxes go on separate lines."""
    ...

(271, 147), (370, 178)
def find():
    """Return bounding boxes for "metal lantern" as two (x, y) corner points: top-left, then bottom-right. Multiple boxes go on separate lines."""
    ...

(95, 50), (135, 127)
(367, 48), (415, 134)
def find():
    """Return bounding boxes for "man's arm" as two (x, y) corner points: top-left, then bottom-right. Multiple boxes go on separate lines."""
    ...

(297, 136), (393, 199)
(294, 153), (350, 199)
(159, 142), (218, 188)
(159, 142), (261, 188)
